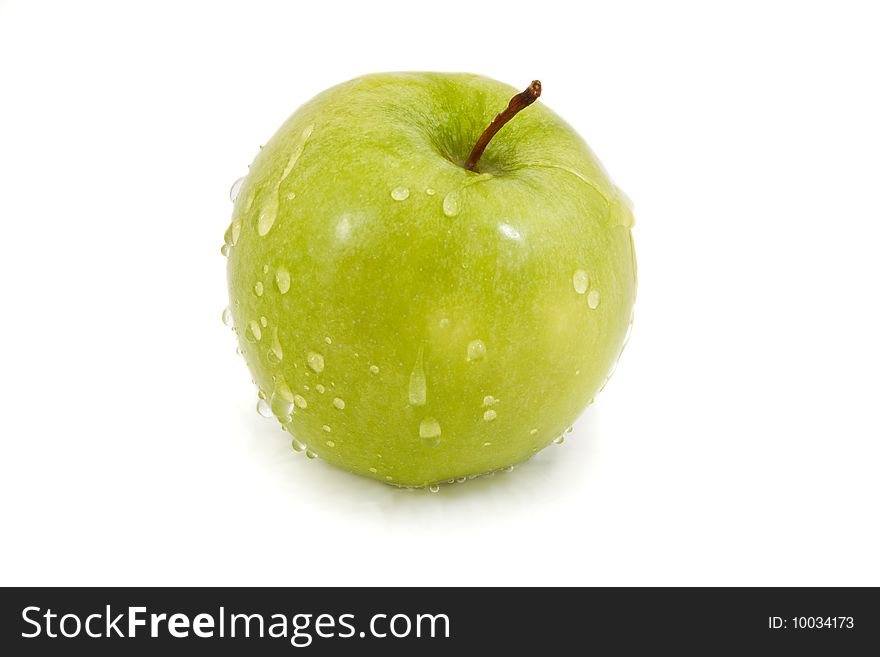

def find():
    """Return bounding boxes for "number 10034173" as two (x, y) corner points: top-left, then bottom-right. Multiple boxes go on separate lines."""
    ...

(768, 616), (854, 630)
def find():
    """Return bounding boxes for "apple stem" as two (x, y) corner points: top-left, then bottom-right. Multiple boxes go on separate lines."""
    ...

(463, 80), (542, 171)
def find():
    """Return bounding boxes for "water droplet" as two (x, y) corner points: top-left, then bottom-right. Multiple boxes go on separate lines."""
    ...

(442, 190), (461, 217)
(503, 465), (514, 473)
(290, 437), (306, 452)
(253, 281), (264, 296)
(322, 425), (332, 433)
(483, 395), (497, 406)
(229, 177), (245, 202)
(369, 467), (378, 474)
(315, 384), (325, 394)
(273, 266), (291, 294)
(369, 365), (380, 374)
(426, 188), (436, 195)
(260, 316), (268, 327)
(286, 191), (296, 201)
(332, 397), (345, 410)
(325, 440), (336, 447)
(257, 194), (279, 236)
(268, 327), (283, 363)
(483, 409), (497, 421)
(293, 394), (308, 409)
(279, 126), (313, 183)
(222, 307), (233, 327)
(573, 269), (589, 294)
(244, 187), (256, 212)
(554, 436), (565, 445)
(429, 484), (440, 493)
(419, 417), (441, 447)
(530, 428), (538, 435)
(324, 336), (332, 344)
(408, 345), (427, 406)
(220, 244), (230, 257)
(565, 426), (573, 434)
(306, 449), (317, 459)
(262, 264), (269, 275)
(483, 442), (492, 447)
(307, 352), (325, 373)
(391, 186), (410, 201)
(256, 398), (273, 418)
(587, 290), (600, 309)
(245, 320), (262, 342)
(467, 339), (486, 362)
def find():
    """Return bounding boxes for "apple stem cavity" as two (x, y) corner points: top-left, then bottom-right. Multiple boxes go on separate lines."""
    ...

(463, 80), (542, 171)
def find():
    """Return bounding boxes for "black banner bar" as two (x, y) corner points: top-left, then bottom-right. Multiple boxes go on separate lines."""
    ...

(1, 587), (876, 654)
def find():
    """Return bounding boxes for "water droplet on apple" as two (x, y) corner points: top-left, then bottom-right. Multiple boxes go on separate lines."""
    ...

(306, 449), (317, 459)
(307, 352), (325, 373)
(274, 266), (291, 294)
(293, 394), (308, 409)
(333, 397), (345, 410)
(483, 409), (497, 421)
(229, 176), (245, 202)
(325, 440), (336, 447)
(565, 426), (573, 434)
(256, 398), (273, 418)
(428, 484), (440, 493)
(426, 188), (436, 195)
(315, 384), (325, 394)
(257, 194), (278, 236)
(223, 220), (242, 250)
(322, 425), (332, 433)
(530, 428), (538, 435)
(587, 289), (600, 309)
(554, 435), (565, 445)
(442, 190), (461, 217)
(573, 269), (589, 294)
(222, 307), (233, 327)
(254, 281), (264, 296)
(419, 417), (441, 447)
(279, 125), (313, 183)
(270, 395), (293, 421)
(408, 345), (427, 406)
(391, 186), (410, 201)
(483, 395), (497, 406)
(245, 319), (262, 342)
(268, 327), (283, 363)
(220, 244), (230, 257)
(368, 467), (378, 474)
(290, 437), (306, 452)
(502, 465), (514, 473)
(369, 365), (380, 374)
(262, 264), (269, 275)
(466, 339), (486, 362)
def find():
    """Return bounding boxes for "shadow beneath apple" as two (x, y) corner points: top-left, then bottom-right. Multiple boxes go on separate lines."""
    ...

(241, 405), (601, 519)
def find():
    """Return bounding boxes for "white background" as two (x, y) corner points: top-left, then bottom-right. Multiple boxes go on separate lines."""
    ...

(1, 0), (878, 586)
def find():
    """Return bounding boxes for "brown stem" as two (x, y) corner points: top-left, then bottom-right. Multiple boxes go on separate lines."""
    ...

(464, 80), (542, 171)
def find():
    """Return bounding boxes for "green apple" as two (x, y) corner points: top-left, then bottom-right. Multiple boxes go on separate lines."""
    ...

(223, 72), (636, 488)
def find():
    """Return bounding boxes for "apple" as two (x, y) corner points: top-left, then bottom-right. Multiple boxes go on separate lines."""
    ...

(223, 72), (636, 488)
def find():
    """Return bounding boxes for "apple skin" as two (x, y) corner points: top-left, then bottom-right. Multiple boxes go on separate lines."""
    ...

(225, 72), (636, 487)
